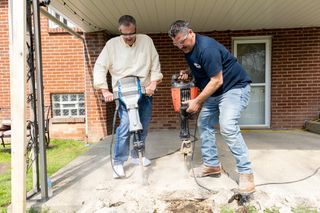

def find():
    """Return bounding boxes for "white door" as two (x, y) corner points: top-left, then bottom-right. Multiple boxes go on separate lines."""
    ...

(233, 37), (271, 128)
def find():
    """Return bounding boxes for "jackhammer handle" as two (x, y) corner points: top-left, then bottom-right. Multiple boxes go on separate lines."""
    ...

(101, 87), (146, 102)
(112, 87), (146, 100)
(100, 95), (115, 102)
(172, 72), (193, 84)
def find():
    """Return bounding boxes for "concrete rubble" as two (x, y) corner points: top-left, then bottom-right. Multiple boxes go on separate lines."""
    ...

(27, 129), (320, 212)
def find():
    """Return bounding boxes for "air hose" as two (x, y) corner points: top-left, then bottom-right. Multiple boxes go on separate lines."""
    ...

(109, 99), (123, 178)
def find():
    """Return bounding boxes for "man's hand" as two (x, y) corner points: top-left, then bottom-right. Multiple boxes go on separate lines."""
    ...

(102, 89), (113, 102)
(146, 81), (157, 97)
(183, 99), (202, 113)
(178, 69), (190, 81)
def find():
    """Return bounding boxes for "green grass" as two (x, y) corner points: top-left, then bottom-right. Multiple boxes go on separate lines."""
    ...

(0, 149), (10, 162)
(264, 207), (280, 213)
(292, 205), (319, 213)
(220, 205), (234, 213)
(220, 205), (319, 213)
(0, 139), (89, 212)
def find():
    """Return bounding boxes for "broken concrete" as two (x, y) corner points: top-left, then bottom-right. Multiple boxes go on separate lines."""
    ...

(26, 129), (320, 212)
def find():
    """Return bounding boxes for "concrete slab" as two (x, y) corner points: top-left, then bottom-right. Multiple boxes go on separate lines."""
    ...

(26, 129), (320, 212)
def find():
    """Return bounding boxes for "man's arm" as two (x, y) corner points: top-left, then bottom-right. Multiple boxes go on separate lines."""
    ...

(101, 88), (114, 102)
(93, 44), (113, 102)
(145, 80), (158, 96)
(185, 71), (223, 113)
(146, 38), (163, 96)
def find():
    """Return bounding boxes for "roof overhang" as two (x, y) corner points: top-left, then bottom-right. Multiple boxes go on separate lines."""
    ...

(49, 0), (320, 34)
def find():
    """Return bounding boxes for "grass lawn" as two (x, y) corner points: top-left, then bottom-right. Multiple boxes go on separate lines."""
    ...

(0, 139), (89, 212)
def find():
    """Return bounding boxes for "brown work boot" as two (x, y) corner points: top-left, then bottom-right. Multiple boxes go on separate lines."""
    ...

(190, 164), (221, 178)
(238, 173), (255, 194)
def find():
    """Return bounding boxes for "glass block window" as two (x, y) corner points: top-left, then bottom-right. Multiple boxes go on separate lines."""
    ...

(48, 8), (76, 29)
(51, 93), (85, 118)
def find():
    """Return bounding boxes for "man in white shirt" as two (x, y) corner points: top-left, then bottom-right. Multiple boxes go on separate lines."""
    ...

(94, 15), (163, 178)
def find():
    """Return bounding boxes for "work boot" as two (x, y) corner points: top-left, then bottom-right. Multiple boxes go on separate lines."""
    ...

(238, 173), (255, 194)
(112, 164), (125, 179)
(131, 157), (151, 167)
(189, 164), (221, 178)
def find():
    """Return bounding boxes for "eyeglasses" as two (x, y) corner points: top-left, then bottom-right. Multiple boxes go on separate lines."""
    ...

(173, 33), (188, 47)
(121, 32), (136, 38)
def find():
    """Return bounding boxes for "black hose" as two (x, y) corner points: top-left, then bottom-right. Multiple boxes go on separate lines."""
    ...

(109, 99), (124, 178)
(109, 99), (182, 177)
(188, 115), (320, 190)
(149, 148), (181, 161)
(189, 114), (219, 194)
(256, 166), (320, 187)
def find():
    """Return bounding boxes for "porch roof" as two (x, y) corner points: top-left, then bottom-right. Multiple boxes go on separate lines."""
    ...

(49, 0), (320, 34)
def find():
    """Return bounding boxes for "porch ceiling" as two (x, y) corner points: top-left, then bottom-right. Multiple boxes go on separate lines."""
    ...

(49, 0), (320, 34)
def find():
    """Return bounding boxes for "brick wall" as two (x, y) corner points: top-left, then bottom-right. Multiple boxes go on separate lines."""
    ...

(40, 14), (87, 140)
(1, 0), (319, 142)
(0, 2), (89, 140)
(85, 28), (320, 137)
(269, 28), (320, 128)
(82, 32), (114, 142)
(0, 0), (10, 120)
(147, 28), (320, 130)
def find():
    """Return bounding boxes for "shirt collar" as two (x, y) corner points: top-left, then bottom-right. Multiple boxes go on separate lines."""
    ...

(120, 35), (137, 48)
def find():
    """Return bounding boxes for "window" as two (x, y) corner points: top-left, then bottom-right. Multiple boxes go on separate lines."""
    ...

(51, 93), (85, 118)
(233, 36), (271, 128)
(48, 8), (76, 29)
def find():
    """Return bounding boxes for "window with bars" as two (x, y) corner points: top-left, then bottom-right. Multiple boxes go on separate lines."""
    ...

(51, 93), (85, 118)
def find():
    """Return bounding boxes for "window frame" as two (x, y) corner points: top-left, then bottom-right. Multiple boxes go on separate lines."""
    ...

(232, 36), (272, 128)
(48, 7), (76, 29)
(51, 93), (86, 121)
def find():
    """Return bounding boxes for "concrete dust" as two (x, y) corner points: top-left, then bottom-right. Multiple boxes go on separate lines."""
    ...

(76, 150), (320, 213)
(26, 130), (320, 212)
(76, 152), (297, 213)
(77, 153), (230, 213)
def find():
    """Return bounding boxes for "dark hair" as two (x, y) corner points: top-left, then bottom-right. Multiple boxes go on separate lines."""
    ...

(118, 15), (136, 27)
(168, 20), (190, 38)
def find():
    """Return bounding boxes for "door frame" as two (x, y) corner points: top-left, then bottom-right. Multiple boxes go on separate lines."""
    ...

(232, 36), (272, 128)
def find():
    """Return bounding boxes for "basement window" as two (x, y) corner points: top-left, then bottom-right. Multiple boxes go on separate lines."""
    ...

(48, 8), (76, 29)
(51, 93), (85, 121)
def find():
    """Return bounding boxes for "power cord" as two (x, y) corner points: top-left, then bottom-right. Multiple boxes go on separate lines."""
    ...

(255, 166), (320, 187)
(149, 148), (180, 161)
(109, 103), (320, 189)
(188, 114), (219, 194)
(187, 114), (320, 193)
(109, 100), (181, 177)
(109, 99), (123, 178)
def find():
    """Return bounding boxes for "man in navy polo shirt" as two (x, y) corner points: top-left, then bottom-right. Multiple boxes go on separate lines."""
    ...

(168, 20), (255, 194)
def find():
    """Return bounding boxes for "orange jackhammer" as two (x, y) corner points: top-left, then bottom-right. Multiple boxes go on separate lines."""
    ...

(171, 74), (199, 160)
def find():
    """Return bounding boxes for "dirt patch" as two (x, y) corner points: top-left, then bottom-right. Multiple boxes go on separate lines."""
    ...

(166, 199), (212, 213)
(0, 162), (10, 175)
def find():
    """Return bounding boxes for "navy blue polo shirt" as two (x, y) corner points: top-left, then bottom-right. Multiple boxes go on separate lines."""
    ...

(185, 34), (251, 97)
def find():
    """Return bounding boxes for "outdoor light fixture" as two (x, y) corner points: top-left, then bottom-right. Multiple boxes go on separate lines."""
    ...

(39, 0), (50, 6)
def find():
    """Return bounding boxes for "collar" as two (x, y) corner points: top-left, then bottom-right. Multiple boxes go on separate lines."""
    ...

(120, 35), (137, 48)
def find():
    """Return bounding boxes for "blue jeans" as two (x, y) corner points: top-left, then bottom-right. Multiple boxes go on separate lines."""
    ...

(113, 95), (152, 165)
(198, 85), (253, 174)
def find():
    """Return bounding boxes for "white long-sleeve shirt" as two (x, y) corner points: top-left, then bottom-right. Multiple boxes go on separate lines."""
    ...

(93, 34), (163, 91)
